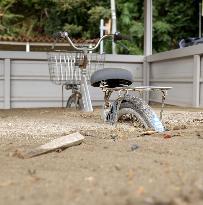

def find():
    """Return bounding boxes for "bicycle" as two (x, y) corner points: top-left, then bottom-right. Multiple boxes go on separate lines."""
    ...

(48, 31), (172, 132)
(48, 31), (107, 112)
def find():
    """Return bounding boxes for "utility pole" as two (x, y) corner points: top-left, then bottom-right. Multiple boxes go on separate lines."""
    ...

(110, 0), (117, 54)
(144, 0), (152, 56)
(143, 0), (153, 103)
(100, 19), (105, 54)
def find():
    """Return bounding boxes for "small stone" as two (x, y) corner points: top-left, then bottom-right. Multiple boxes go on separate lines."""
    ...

(180, 125), (187, 129)
(196, 132), (203, 139)
(141, 131), (157, 136)
(84, 176), (95, 183)
(55, 148), (63, 153)
(173, 132), (181, 137)
(163, 133), (172, 139)
(111, 134), (117, 141)
(173, 126), (181, 130)
(114, 164), (121, 171)
(28, 169), (36, 176)
(196, 132), (201, 137)
(131, 144), (139, 151)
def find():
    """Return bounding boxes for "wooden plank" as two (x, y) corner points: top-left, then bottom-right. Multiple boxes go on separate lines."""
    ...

(16, 132), (85, 159)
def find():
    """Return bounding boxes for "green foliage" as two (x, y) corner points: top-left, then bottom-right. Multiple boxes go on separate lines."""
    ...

(152, 0), (198, 52)
(86, 6), (110, 38)
(115, 0), (144, 54)
(0, 0), (199, 53)
(88, 6), (110, 23)
(63, 24), (82, 36)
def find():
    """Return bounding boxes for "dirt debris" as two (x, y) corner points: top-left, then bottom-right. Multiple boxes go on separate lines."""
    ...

(0, 107), (203, 205)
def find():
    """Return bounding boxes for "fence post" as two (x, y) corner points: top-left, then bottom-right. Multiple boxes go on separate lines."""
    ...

(143, 59), (150, 103)
(4, 58), (11, 109)
(26, 42), (30, 52)
(193, 55), (200, 107)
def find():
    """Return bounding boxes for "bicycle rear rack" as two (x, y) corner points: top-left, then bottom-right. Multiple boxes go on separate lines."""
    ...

(101, 85), (172, 120)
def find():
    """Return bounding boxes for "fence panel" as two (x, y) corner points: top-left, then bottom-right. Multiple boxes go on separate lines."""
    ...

(0, 52), (143, 108)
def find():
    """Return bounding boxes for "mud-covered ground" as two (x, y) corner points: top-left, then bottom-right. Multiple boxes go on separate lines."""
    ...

(0, 106), (203, 205)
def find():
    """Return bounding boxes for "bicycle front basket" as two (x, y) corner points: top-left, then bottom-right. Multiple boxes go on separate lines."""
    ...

(47, 51), (83, 85)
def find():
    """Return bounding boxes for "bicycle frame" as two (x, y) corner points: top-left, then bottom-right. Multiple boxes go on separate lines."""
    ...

(52, 32), (114, 112)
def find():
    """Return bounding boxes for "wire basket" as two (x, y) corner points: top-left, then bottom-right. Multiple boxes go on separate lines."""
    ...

(47, 51), (105, 85)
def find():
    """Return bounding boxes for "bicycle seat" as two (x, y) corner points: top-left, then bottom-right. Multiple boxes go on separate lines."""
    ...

(90, 68), (133, 88)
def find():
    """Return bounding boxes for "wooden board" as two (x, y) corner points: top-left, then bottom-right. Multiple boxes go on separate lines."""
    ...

(16, 132), (85, 159)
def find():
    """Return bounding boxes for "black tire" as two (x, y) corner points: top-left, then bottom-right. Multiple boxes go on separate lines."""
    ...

(117, 95), (165, 132)
(66, 93), (83, 110)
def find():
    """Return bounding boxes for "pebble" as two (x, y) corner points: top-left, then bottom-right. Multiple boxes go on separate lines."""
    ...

(196, 132), (203, 139)
(198, 135), (203, 139)
(163, 133), (172, 139)
(111, 134), (117, 141)
(114, 164), (121, 171)
(84, 176), (95, 183)
(141, 130), (157, 136)
(130, 144), (139, 151)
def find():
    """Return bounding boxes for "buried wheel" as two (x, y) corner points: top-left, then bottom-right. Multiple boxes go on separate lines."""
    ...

(117, 95), (165, 132)
(66, 92), (83, 110)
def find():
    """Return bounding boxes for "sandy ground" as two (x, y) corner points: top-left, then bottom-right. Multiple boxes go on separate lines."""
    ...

(0, 106), (203, 205)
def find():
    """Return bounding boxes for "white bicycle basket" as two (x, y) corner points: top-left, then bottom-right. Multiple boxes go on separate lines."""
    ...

(47, 51), (105, 85)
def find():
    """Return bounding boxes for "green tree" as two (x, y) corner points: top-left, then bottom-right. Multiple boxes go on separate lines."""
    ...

(153, 0), (198, 52)
(116, 0), (144, 54)
(0, 0), (55, 36)
(0, 0), (199, 53)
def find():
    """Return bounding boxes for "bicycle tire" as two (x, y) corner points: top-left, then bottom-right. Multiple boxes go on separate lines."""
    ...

(66, 93), (83, 110)
(117, 95), (165, 132)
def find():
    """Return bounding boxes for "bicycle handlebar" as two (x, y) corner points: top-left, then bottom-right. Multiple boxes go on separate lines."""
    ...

(113, 32), (131, 42)
(53, 31), (130, 52)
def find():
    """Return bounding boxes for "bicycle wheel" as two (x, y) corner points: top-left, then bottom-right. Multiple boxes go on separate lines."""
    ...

(117, 95), (165, 132)
(66, 93), (83, 109)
